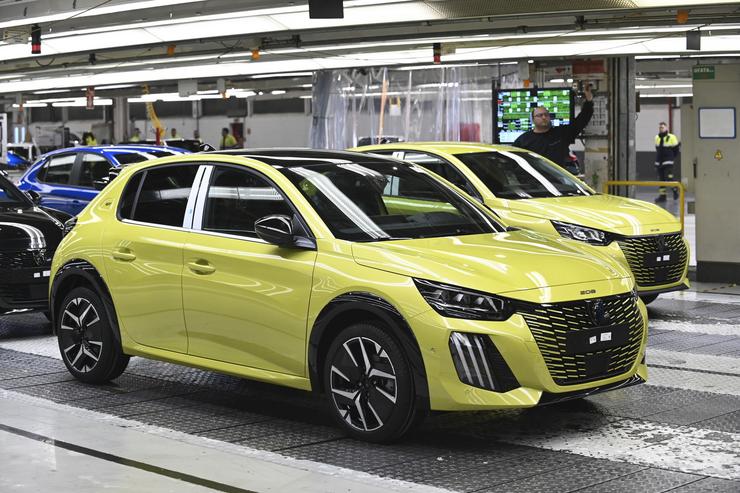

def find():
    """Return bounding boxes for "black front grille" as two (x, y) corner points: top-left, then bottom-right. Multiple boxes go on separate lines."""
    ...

(518, 293), (644, 386)
(0, 249), (48, 270)
(617, 233), (687, 287)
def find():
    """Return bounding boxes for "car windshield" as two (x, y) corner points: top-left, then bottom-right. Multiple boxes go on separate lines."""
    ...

(279, 160), (503, 241)
(0, 175), (30, 206)
(455, 151), (593, 199)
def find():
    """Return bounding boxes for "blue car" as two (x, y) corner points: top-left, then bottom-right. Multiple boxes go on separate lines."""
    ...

(17, 145), (188, 215)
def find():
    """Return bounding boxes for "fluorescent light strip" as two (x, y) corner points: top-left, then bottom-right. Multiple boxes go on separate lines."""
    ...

(12, 103), (47, 108)
(0, 0), (205, 29)
(0, 2), (435, 63)
(3, 34), (740, 94)
(640, 93), (693, 98)
(251, 72), (313, 78)
(636, 84), (692, 89)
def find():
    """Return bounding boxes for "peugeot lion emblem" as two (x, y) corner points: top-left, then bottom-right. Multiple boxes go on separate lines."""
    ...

(655, 235), (666, 252)
(589, 300), (611, 326)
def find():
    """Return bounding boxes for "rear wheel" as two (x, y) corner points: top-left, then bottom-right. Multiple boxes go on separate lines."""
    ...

(324, 322), (420, 442)
(57, 286), (129, 383)
(639, 293), (659, 305)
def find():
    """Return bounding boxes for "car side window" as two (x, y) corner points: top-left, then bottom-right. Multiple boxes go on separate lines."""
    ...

(38, 154), (77, 184)
(402, 152), (480, 198)
(123, 165), (198, 227)
(78, 153), (113, 188)
(202, 166), (293, 239)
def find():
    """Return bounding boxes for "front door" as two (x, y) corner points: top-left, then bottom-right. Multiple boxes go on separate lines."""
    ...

(183, 165), (316, 375)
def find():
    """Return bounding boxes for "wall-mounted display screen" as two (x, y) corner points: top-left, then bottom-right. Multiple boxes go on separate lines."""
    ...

(494, 88), (574, 143)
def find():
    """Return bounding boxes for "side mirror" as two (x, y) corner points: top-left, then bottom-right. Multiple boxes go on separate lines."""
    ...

(199, 143), (216, 152)
(255, 214), (294, 246)
(25, 190), (42, 205)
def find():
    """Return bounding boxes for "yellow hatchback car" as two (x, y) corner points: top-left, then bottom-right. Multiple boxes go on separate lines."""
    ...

(353, 142), (690, 304)
(51, 149), (647, 442)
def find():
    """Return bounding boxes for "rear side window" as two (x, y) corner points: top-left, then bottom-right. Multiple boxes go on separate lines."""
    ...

(202, 166), (293, 239)
(38, 154), (76, 184)
(120, 165), (198, 227)
(78, 153), (112, 188)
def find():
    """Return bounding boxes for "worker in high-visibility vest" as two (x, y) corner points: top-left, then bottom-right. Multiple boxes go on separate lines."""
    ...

(654, 121), (680, 203)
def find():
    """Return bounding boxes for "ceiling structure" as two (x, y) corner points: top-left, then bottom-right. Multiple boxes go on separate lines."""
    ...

(1, 0), (739, 104)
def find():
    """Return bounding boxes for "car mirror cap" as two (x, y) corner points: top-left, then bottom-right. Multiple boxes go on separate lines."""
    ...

(255, 214), (294, 246)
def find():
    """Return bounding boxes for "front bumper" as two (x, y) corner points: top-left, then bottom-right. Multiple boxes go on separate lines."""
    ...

(0, 266), (51, 315)
(408, 292), (649, 411)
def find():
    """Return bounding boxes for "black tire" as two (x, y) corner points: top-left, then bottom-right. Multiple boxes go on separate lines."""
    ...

(56, 286), (129, 384)
(324, 322), (420, 443)
(640, 293), (659, 305)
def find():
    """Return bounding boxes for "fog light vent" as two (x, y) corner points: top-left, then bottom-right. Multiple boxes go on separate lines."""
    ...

(449, 332), (519, 392)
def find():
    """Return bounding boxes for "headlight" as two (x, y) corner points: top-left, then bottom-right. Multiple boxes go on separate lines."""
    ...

(551, 221), (612, 246)
(414, 278), (513, 321)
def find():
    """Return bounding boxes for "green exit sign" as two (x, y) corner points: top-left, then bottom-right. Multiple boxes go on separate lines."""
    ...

(692, 65), (715, 80)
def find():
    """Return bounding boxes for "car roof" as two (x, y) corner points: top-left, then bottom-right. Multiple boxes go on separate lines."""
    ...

(355, 142), (523, 155)
(208, 148), (401, 168)
(41, 144), (186, 156)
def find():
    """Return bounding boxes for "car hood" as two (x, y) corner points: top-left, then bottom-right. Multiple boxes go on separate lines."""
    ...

(0, 206), (64, 253)
(352, 230), (632, 296)
(502, 194), (680, 235)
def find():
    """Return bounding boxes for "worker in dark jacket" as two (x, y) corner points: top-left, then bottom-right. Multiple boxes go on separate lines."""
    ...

(514, 83), (594, 169)
(654, 121), (680, 202)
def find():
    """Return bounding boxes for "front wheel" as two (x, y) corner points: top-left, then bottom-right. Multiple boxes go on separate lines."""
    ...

(639, 293), (659, 305)
(324, 322), (420, 443)
(57, 286), (129, 384)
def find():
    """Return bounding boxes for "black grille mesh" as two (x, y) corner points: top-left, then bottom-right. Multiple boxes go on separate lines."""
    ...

(617, 233), (687, 287)
(0, 250), (46, 270)
(518, 293), (644, 385)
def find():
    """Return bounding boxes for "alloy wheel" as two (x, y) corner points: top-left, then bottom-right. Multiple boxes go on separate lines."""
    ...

(329, 336), (398, 432)
(58, 297), (104, 373)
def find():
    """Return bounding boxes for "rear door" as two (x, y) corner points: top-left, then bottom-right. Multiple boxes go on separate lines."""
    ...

(101, 163), (202, 353)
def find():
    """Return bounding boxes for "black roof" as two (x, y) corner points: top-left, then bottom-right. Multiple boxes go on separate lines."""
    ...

(208, 148), (399, 168)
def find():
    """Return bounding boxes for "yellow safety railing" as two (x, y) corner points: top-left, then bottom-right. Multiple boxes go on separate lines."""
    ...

(603, 180), (685, 232)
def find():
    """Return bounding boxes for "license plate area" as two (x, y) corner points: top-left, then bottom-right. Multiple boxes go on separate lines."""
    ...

(643, 250), (679, 268)
(565, 324), (630, 355)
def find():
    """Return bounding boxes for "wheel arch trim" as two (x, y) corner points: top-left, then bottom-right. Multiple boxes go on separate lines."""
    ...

(50, 259), (121, 343)
(308, 292), (429, 410)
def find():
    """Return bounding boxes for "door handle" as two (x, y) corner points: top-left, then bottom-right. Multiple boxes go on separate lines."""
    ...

(187, 260), (216, 275)
(112, 248), (136, 261)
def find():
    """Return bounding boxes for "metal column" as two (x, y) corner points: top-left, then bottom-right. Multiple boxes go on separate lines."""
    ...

(608, 56), (637, 196)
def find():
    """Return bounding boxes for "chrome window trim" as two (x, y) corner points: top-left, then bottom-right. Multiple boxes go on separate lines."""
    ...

(191, 165), (214, 231)
(182, 165), (208, 229)
(119, 218), (192, 233)
(188, 228), (270, 245)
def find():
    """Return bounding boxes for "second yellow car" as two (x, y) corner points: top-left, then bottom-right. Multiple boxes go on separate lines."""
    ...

(353, 142), (689, 304)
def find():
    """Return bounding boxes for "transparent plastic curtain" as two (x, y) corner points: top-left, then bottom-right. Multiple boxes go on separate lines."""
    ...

(310, 65), (509, 149)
